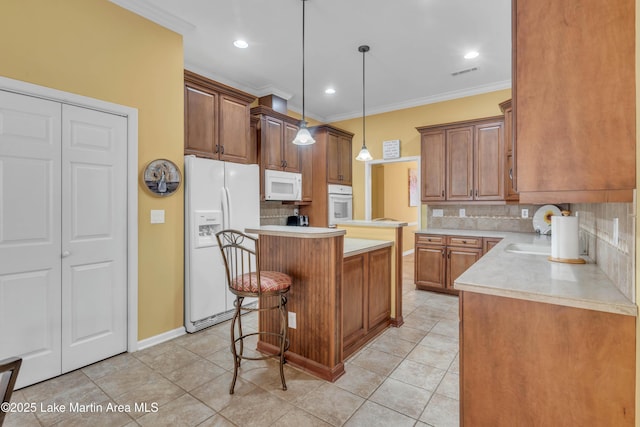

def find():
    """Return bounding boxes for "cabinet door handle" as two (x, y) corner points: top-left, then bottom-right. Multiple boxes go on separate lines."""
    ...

(447, 251), (451, 259)
(441, 190), (444, 197)
(462, 240), (467, 244)
(284, 160), (287, 168)
(509, 168), (513, 181)
(442, 250), (445, 258)
(475, 189), (478, 197)
(469, 189), (472, 196)
(221, 145), (224, 154)
(214, 144), (219, 154)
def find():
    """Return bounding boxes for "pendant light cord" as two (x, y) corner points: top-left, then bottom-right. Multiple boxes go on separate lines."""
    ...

(362, 47), (365, 147)
(301, 0), (306, 123)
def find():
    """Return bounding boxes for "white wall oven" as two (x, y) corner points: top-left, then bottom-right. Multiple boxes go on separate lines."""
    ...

(328, 184), (353, 225)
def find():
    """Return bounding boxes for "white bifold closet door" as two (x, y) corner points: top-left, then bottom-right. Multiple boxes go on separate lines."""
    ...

(0, 90), (127, 388)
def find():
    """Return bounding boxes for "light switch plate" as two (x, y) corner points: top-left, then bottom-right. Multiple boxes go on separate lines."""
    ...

(459, 208), (466, 217)
(288, 312), (297, 329)
(521, 209), (529, 219)
(150, 209), (165, 224)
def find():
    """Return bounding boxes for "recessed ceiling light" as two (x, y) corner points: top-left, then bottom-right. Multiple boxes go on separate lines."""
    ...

(464, 51), (479, 59)
(325, 88), (336, 95)
(233, 40), (248, 49)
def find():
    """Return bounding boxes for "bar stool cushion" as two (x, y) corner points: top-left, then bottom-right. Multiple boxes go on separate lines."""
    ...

(231, 271), (292, 293)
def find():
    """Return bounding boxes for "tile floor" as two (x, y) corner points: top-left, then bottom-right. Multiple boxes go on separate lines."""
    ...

(5, 254), (460, 426)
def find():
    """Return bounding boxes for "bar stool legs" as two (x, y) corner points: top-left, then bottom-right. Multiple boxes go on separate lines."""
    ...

(228, 292), (289, 395)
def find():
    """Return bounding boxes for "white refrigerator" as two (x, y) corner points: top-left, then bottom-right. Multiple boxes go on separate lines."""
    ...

(184, 155), (260, 333)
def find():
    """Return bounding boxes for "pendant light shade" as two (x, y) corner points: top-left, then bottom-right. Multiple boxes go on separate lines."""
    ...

(356, 45), (372, 161)
(292, 0), (315, 145)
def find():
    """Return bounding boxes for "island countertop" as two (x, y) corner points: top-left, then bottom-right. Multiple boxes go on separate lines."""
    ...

(246, 225), (346, 238)
(344, 238), (392, 257)
(336, 219), (408, 228)
(415, 228), (636, 316)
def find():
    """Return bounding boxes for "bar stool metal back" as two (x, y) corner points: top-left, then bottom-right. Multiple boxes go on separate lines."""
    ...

(215, 229), (291, 394)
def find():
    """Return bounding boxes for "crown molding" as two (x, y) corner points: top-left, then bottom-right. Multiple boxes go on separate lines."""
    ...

(325, 79), (512, 123)
(109, 0), (196, 35)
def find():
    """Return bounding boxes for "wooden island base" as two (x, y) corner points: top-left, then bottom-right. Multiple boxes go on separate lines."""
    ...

(248, 226), (396, 382)
(254, 230), (346, 382)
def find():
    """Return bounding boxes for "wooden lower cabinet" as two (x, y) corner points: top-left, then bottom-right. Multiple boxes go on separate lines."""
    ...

(482, 237), (502, 254)
(343, 247), (391, 358)
(415, 234), (483, 294)
(446, 247), (481, 289)
(460, 291), (635, 426)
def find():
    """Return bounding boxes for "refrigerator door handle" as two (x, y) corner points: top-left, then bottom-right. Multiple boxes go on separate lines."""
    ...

(221, 186), (231, 230)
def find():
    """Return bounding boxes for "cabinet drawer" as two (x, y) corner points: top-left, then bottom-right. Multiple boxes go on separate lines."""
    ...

(447, 236), (482, 248)
(416, 234), (445, 245)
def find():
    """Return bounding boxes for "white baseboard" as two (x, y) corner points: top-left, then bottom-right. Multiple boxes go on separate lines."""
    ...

(403, 249), (415, 256)
(136, 326), (186, 351)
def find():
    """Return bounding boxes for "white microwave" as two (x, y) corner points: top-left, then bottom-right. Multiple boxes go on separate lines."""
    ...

(264, 169), (302, 201)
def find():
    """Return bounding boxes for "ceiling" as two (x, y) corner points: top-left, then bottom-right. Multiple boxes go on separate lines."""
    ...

(111, 0), (512, 123)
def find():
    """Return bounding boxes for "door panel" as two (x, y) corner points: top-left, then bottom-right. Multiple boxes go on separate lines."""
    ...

(0, 90), (62, 388)
(61, 104), (127, 373)
(446, 126), (474, 200)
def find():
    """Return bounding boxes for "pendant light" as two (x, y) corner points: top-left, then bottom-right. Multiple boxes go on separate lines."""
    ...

(292, 0), (315, 145)
(355, 45), (373, 161)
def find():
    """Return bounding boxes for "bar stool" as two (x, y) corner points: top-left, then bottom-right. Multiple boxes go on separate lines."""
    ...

(215, 229), (291, 394)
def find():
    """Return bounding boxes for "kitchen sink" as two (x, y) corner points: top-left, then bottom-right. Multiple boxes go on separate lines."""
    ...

(504, 243), (551, 256)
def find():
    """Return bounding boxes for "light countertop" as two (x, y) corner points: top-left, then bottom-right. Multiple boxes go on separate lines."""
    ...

(416, 228), (637, 317)
(336, 219), (408, 228)
(344, 238), (393, 257)
(245, 225), (345, 238)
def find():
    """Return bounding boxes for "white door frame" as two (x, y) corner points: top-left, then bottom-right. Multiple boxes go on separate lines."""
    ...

(0, 76), (139, 352)
(364, 155), (421, 229)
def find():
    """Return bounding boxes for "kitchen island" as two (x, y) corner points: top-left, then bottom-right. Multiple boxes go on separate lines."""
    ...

(245, 225), (393, 381)
(337, 220), (407, 326)
(452, 232), (636, 426)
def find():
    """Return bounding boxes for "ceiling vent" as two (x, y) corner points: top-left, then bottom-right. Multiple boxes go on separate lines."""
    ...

(451, 67), (479, 77)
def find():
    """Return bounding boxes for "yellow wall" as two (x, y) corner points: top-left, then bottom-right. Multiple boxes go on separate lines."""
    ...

(636, 1), (640, 425)
(330, 88), (512, 220)
(379, 161), (418, 253)
(0, 0), (185, 340)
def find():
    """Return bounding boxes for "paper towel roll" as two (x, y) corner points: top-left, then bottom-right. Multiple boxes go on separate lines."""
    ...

(551, 215), (580, 260)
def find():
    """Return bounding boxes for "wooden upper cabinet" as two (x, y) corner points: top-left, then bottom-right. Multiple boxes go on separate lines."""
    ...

(283, 122), (301, 172)
(500, 99), (518, 201)
(184, 86), (217, 158)
(514, 0), (635, 203)
(219, 94), (252, 163)
(474, 121), (504, 201)
(419, 117), (504, 203)
(446, 126), (474, 201)
(252, 106), (301, 173)
(327, 132), (352, 185)
(421, 130), (446, 202)
(184, 70), (256, 164)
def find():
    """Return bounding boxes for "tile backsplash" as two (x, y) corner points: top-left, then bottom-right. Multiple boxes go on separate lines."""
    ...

(260, 201), (297, 226)
(571, 202), (635, 302)
(426, 204), (548, 233)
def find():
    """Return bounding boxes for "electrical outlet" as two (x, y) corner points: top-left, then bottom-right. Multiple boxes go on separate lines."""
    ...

(293, 208), (299, 216)
(521, 209), (529, 219)
(288, 312), (297, 329)
(459, 208), (466, 217)
(433, 209), (444, 217)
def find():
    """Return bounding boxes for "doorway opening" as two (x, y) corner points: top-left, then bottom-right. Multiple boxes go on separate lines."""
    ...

(365, 156), (421, 255)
